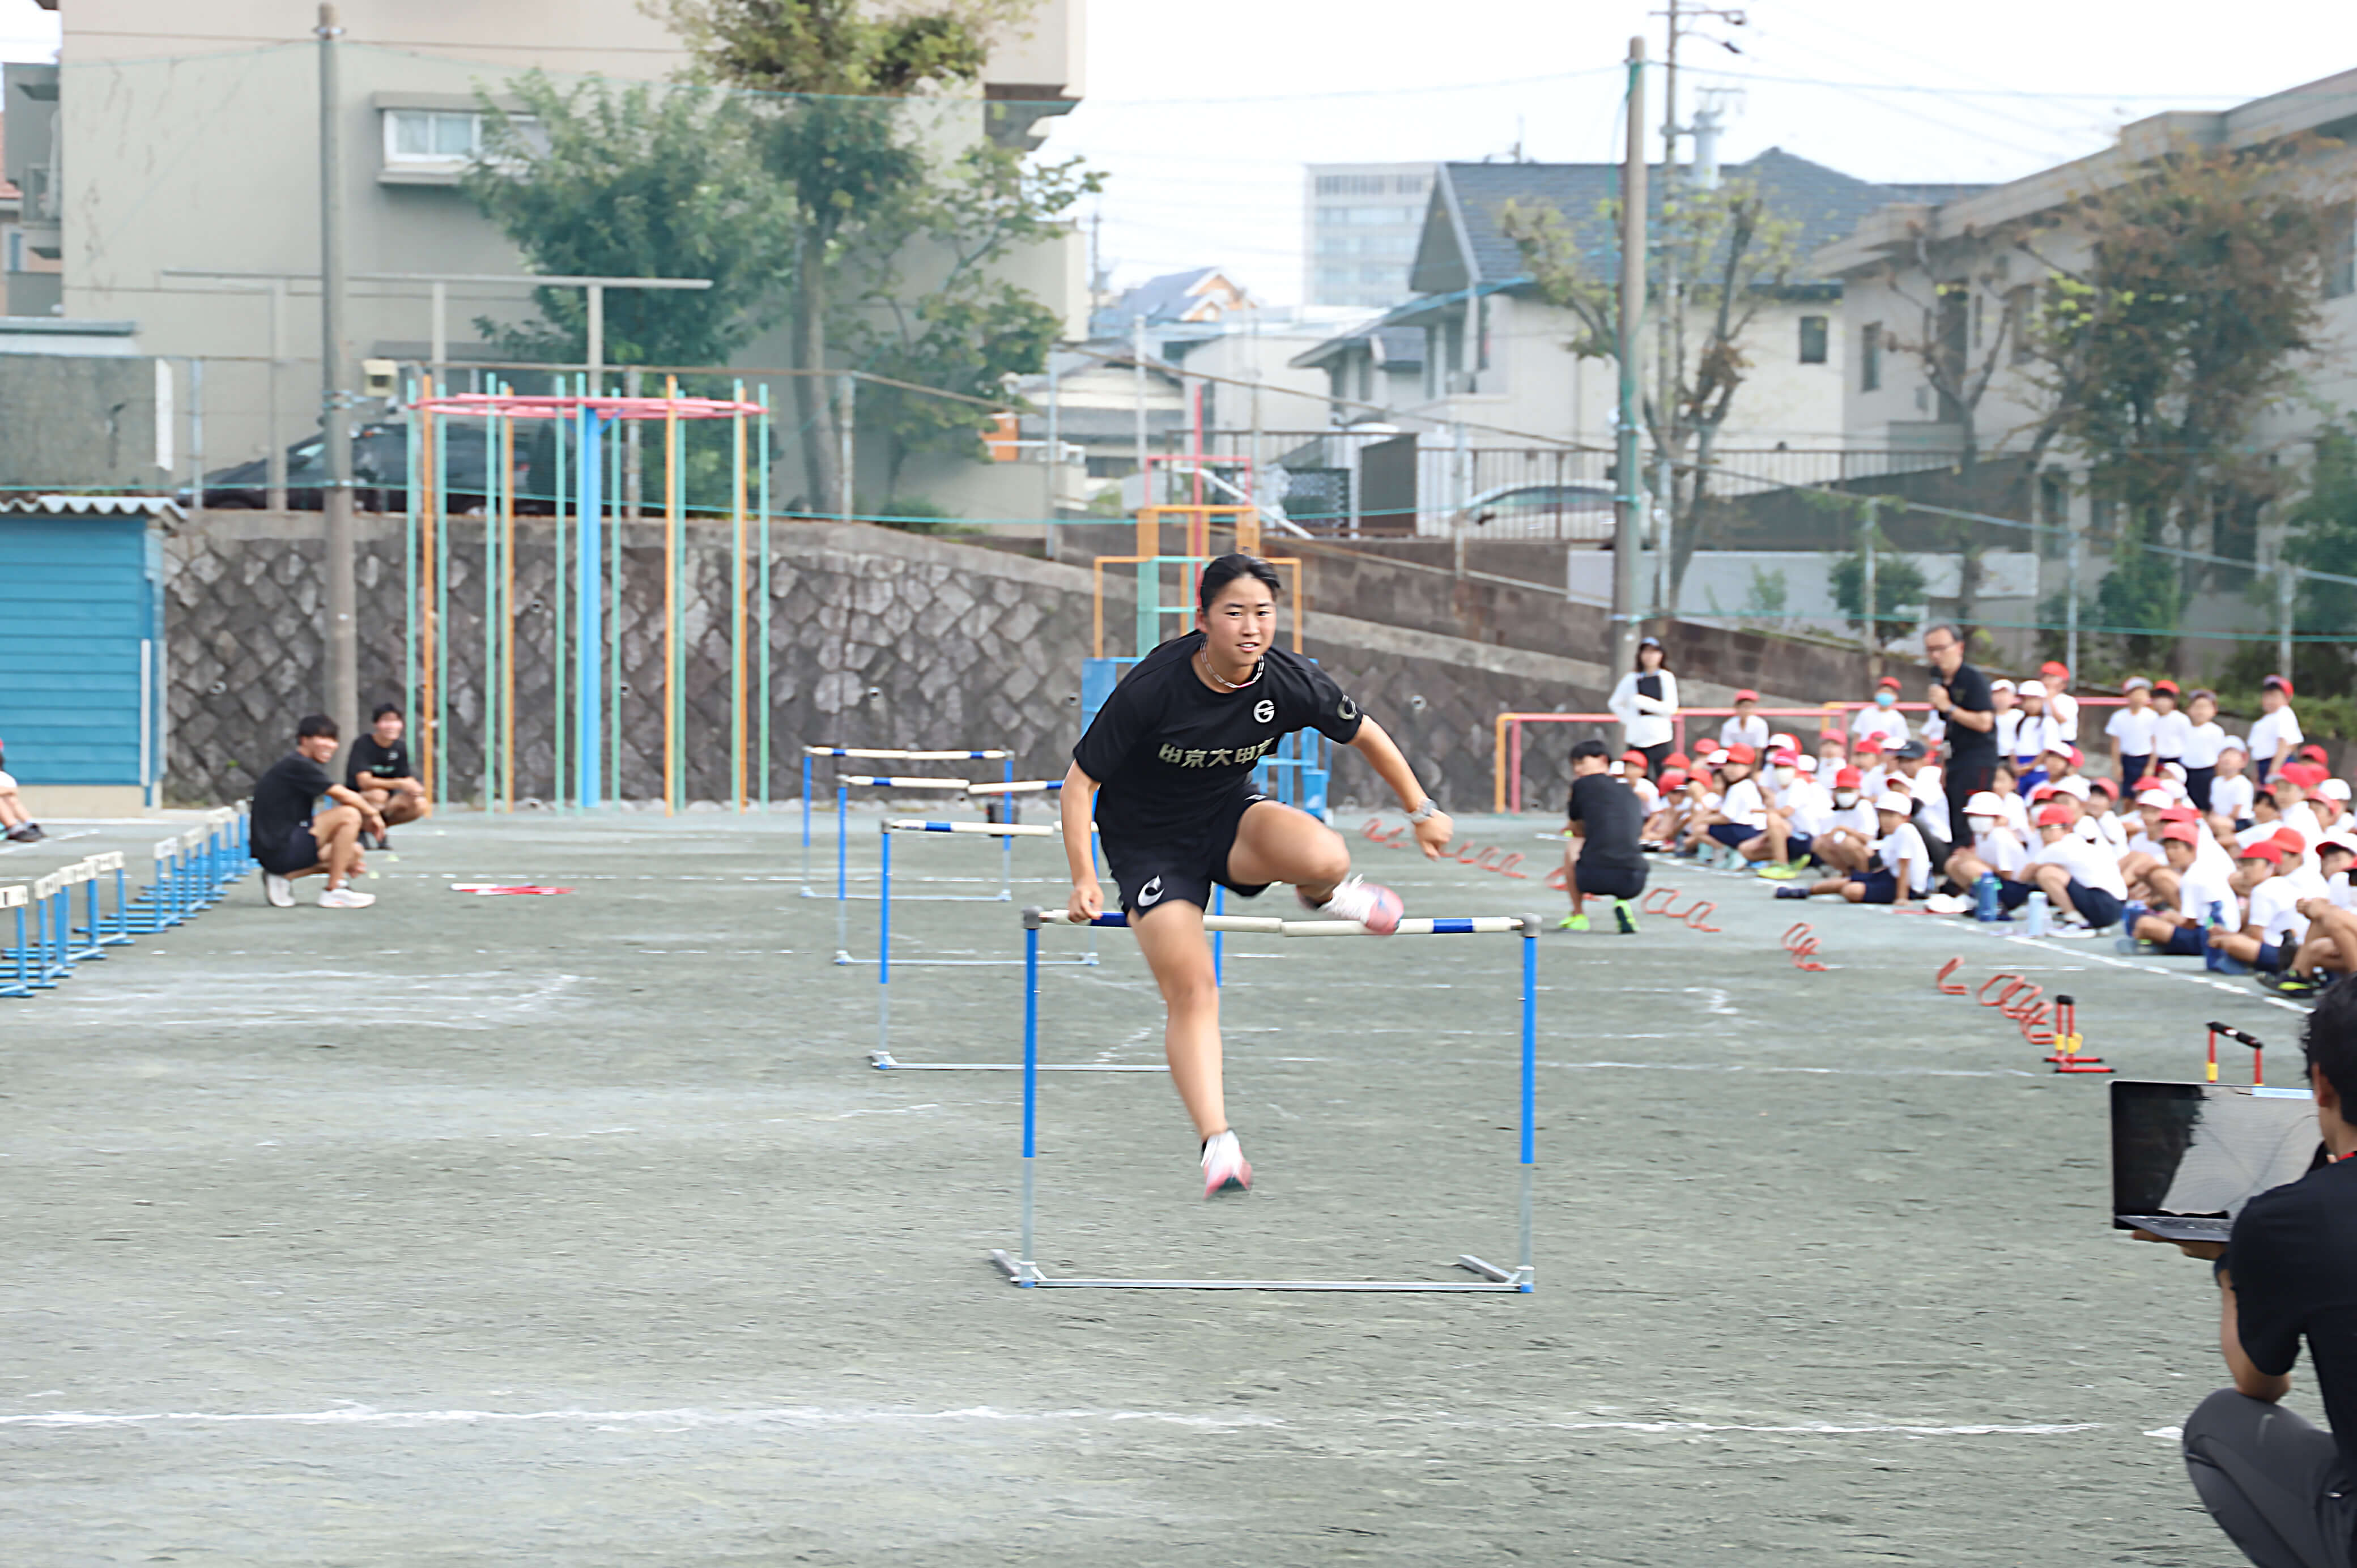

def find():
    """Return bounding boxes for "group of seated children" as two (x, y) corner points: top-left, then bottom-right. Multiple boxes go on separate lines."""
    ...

(1607, 676), (2353, 990)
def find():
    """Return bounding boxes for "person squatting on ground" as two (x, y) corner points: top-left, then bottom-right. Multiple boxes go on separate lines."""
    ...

(346, 704), (432, 848)
(0, 734), (43, 842)
(1060, 553), (1452, 1199)
(1558, 738), (1647, 933)
(2146, 981), (2357, 1568)
(250, 715), (383, 910)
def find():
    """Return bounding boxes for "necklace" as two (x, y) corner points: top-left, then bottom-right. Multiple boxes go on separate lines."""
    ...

(1197, 647), (1261, 692)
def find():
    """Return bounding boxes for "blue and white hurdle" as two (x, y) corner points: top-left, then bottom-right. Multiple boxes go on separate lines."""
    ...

(867, 817), (1102, 1061)
(799, 746), (1012, 891)
(1, 811), (248, 1001)
(988, 906), (1542, 1294)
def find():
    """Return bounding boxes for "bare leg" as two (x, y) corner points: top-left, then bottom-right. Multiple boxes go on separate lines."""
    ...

(2032, 862), (2080, 920)
(2133, 911), (2188, 945)
(1563, 845), (1585, 916)
(2308, 906), (2357, 975)
(1225, 800), (1353, 904)
(311, 806), (365, 891)
(0, 785), (26, 829)
(1129, 900), (1226, 1140)
(381, 787), (431, 826)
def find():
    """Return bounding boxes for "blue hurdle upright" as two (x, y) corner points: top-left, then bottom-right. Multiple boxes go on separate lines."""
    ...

(988, 907), (1541, 1293)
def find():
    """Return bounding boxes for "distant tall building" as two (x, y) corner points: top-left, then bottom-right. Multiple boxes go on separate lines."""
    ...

(1304, 163), (1435, 309)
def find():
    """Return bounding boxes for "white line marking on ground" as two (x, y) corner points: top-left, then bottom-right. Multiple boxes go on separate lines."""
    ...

(0, 1404), (2105, 1440)
(1543, 1060), (2037, 1079)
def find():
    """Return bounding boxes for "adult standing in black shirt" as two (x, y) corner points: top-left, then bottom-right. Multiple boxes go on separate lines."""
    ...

(1924, 623), (1996, 875)
(250, 714), (382, 909)
(2145, 981), (2357, 1567)
(1062, 555), (1454, 1200)
(1559, 738), (1648, 934)
(346, 702), (432, 847)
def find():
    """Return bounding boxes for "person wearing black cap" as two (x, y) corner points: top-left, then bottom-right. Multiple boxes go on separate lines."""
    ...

(1607, 636), (1679, 777)
(1924, 622), (1996, 868)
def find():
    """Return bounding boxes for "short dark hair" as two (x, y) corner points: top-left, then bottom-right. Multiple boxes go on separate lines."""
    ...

(2304, 978), (2357, 1109)
(372, 702), (403, 722)
(1569, 738), (1611, 764)
(1197, 553), (1283, 613)
(1924, 621), (1963, 647)
(296, 714), (339, 741)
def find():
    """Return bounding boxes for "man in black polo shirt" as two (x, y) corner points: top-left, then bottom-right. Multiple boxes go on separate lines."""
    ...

(250, 714), (382, 910)
(2156, 980), (2357, 1566)
(1559, 737), (1648, 934)
(1924, 622), (1996, 878)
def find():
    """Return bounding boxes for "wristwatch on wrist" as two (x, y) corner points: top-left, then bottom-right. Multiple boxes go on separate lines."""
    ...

(1406, 799), (1439, 823)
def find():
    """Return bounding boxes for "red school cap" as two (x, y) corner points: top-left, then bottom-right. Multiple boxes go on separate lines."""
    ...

(1658, 769), (1690, 789)
(1722, 743), (1758, 765)
(1876, 675), (1901, 690)
(2240, 840), (2288, 863)
(1732, 689), (1759, 702)
(2158, 804), (2202, 823)
(2160, 822), (2201, 845)
(2153, 679), (2181, 696)
(2041, 660), (2070, 679)
(1833, 766), (1863, 789)
(2036, 804), (2076, 827)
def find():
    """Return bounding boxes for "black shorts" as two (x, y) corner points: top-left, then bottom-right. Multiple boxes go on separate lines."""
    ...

(1571, 858), (1647, 902)
(2160, 923), (2206, 957)
(1101, 791), (1273, 915)
(255, 823), (319, 876)
(1849, 868), (1901, 904)
(1707, 821), (1758, 850)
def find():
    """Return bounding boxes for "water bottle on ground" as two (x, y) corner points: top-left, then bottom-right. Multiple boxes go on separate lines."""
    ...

(2025, 890), (2049, 938)
(1975, 871), (2000, 922)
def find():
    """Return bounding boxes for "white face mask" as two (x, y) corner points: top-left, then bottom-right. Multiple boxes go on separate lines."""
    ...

(1968, 816), (1998, 836)
(1775, 766), (1797, 787)
(1833, 790), (1859, 809)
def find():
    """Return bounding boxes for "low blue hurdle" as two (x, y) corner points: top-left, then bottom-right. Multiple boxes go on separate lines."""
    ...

(987, 906), (1542, 1293)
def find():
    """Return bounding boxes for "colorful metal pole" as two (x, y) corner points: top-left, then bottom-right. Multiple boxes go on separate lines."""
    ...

(758, 385), (773, 811)
(665, 374), (680, 816)
(575, 402), (605, 809)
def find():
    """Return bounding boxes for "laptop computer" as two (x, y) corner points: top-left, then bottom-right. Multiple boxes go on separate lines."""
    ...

(2111, 1080), (2324, 1243)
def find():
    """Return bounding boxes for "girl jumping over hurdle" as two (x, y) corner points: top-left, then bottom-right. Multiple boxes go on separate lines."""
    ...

(1060, 553), (1454, 1198)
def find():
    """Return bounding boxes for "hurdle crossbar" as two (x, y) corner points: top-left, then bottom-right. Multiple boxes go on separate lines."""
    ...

(992, 906), (1540, 1293)
(966, 779), (1063, 796)
(799, 745), (1015, 888)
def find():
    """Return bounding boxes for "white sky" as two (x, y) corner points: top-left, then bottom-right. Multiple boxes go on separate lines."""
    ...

(7, 0), (2356, 304)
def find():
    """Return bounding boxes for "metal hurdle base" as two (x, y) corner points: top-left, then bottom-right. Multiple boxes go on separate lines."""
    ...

(986, 1250), (1533, 1292)
(870, 1049), (1159, 1072)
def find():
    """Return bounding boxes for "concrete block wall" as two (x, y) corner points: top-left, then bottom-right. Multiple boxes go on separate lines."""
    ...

(161, 513), (1781, 814)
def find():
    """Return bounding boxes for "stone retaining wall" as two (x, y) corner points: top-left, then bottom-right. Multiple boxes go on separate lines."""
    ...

(162, 513), (1776, 813)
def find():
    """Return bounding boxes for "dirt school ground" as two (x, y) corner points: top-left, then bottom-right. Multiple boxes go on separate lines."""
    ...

(0, 806), (2318, 1565)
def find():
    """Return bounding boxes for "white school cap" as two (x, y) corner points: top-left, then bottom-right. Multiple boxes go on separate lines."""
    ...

(2055, 776), (2092, 800)
(1795, 755), (1819, 774)
(1964, 791), (2007, 817)
(2018, 680), (2047, 698)
(2325, 779), (2352, 802)
(1874, 791), (1913, 815)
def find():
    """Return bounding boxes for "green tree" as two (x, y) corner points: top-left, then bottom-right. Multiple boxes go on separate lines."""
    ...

(664, 0), (1034, 512)
(2279, 425), (2357, 696)
(839, 142), (1095, 492)
(1500, 176), (1801, 611)
(463, 73), (795, 366)
(2016, 137), (2341, 671)
(1828, 523), (1928, 647)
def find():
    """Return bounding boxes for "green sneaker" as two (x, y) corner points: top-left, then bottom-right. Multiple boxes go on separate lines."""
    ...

(1614, 900), (1639, 935)
(1558, 912), (1589, 932)
(1755, 863), (1799, 881)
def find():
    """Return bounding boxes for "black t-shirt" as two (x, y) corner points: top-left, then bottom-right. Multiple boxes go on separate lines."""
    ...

(2228, 1154), (2357, 1478)
(1566, 771), (1647, 880)
(1941, 662), (1999, 768)
(346, 734), (414, 790)
(1074, 632), (1364, 843)
(252, 751), (336, 847)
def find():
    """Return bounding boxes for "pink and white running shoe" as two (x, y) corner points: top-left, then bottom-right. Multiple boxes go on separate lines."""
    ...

(1201, 1130), (1252, 1198)
(1314, 873), (1403, 935)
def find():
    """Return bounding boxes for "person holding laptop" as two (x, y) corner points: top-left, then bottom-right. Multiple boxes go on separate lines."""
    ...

(2145, 984), (2357, 1568)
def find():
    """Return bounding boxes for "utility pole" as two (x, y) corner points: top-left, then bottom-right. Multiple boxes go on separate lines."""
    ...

(1611, 36), (1648, 679)
(316, 3), (358, 746)
(2278, 562), (2296, 680)
(1656, 0), (1680, 623)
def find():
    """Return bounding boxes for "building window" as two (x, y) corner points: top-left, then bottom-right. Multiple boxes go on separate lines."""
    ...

(2327, 206), (2355, 300)
(2005, 286), (2035, 364)
(386, 109), (484, 164)
(1860, 322), (1882, 391)
(2, 229), (20, 274)
(1798, 315), (1828, 364)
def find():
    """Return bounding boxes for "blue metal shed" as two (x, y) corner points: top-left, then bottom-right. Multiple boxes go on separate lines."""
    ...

(0, 495), (172, 808)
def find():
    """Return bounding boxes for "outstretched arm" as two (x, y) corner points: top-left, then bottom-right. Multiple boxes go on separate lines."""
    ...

(1347, 718), (1452, 858)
